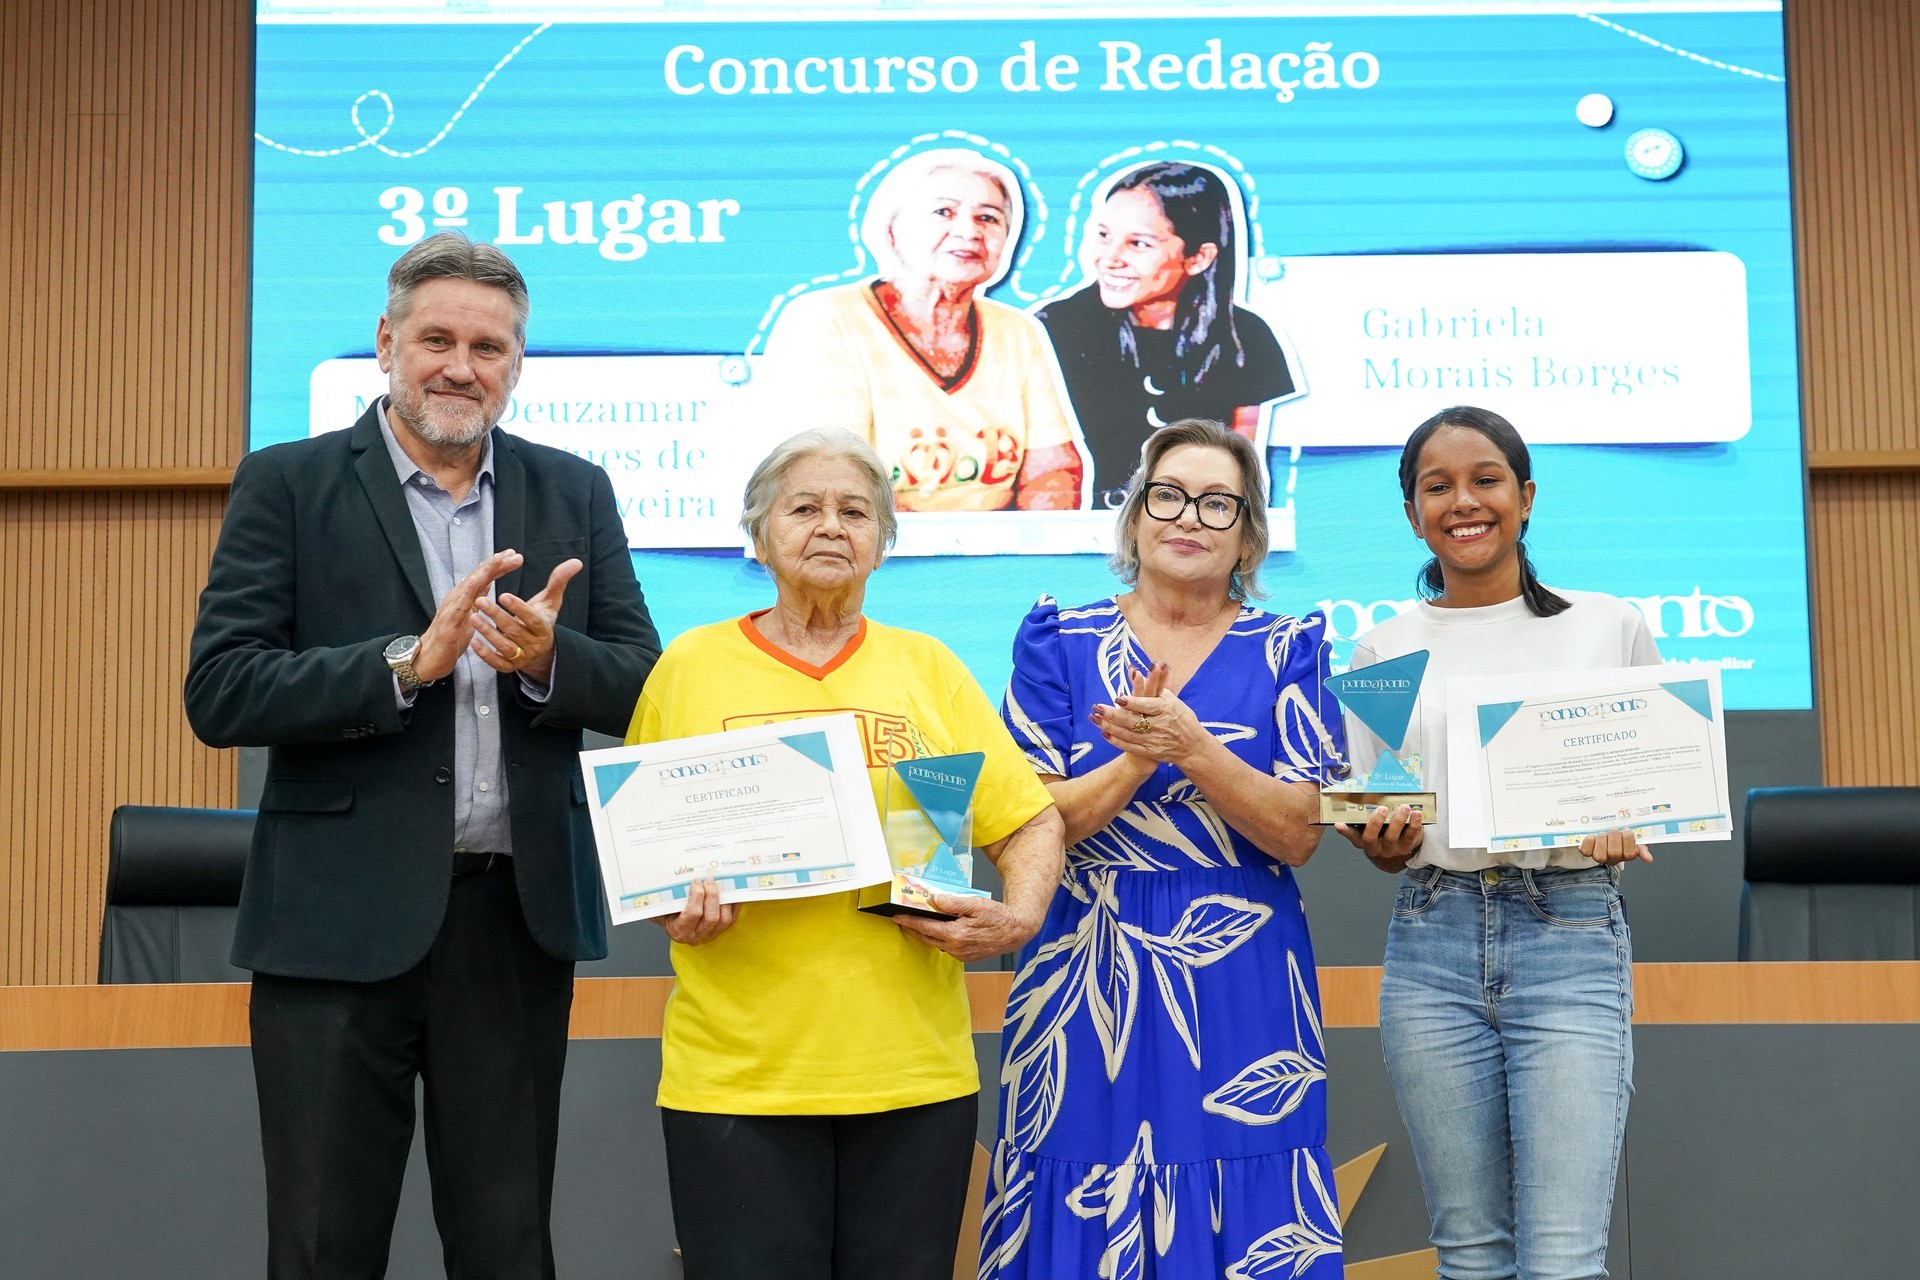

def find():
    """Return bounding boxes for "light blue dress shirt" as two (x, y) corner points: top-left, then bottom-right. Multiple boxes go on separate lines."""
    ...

(379, 404), (551, 854)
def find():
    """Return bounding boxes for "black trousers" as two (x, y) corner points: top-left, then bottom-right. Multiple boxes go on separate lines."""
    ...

(248, 862), (574, 1280)
(660, 1094), (979, 1280)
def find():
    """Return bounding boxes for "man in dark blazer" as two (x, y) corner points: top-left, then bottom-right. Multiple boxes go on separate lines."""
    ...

(186, 232), (660, 1280)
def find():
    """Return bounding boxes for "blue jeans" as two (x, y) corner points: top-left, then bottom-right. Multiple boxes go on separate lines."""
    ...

(1379, 864), (1633, 1280)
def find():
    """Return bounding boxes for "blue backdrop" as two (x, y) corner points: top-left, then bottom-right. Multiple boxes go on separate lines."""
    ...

(252, 6), (1808, 708)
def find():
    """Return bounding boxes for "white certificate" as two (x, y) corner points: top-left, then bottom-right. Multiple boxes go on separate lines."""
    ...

(581, 713), (891, 924)
(1445, 665), (1733, 852)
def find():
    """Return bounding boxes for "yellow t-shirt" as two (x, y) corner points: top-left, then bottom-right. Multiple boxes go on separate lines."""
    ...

(626, 613), (1054, 1114)
(763, 282), (1085, 512)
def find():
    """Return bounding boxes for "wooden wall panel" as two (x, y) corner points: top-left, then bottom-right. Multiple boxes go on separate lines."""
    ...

(1789, 0), (1920, 784)
(1789, 0), (1920, 457)
(0, 1), (251, 982)
(1809, 473), (1920, 785)
(0, 0), (251, 472)
(0, 491), (236, 985)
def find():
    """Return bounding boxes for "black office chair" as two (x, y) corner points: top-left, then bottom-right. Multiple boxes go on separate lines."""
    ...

(99, 806), (254, 983)
(1740, 787), (1920, 961)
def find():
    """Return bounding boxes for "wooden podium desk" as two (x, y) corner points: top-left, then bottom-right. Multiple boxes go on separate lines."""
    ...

(4, 963), (1918, 1050)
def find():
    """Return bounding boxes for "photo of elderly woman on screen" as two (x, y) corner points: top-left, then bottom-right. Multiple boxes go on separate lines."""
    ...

(763, 147), (1088, 513)
(1037, 161), (1297, 509)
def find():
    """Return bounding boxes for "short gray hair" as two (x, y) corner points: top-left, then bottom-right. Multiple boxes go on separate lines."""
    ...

(740, 428), (898, 557)
(385, 231), (530, 345)
(1110, 418), (1271, 601)
(860, 147), (1024, 287)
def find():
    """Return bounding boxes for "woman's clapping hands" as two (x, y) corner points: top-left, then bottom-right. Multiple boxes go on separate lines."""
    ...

(1091, 663), (1211, 771)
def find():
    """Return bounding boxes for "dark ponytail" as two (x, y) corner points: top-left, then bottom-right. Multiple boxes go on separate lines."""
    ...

(1398, 405), (1571, 618)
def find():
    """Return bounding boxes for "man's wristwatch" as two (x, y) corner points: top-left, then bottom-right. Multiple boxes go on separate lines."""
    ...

(383, 635), (430, 691)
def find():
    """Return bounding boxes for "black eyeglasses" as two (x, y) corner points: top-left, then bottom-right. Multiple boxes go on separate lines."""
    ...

(1143, 482), (1247, 531)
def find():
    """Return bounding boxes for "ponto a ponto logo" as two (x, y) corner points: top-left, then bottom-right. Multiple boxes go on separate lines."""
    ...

(1538, 698), (1648, 724)
(658, 753), (769, 782)
(1315, 588), (1754, 641)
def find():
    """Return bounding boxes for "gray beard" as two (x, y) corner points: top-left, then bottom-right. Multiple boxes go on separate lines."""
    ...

(391, 385), (493, 447)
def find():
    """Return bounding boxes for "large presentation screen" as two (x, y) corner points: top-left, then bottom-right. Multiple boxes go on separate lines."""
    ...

(251, 0), (1809, 708)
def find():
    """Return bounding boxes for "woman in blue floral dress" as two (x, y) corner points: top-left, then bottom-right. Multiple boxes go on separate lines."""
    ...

(983, 418), (1347, 1280)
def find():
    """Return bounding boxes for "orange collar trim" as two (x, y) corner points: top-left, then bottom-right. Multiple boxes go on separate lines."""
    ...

(738, 611), (868, 680)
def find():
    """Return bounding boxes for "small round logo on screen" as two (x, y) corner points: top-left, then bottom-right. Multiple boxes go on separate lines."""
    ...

(1624, 127), (1685, 180)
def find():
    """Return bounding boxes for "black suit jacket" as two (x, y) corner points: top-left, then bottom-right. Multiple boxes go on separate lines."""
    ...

(185, 404), (660, 981)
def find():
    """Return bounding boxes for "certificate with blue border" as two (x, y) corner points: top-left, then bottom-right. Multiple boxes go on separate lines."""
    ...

(581, 713), (892, 924)
(1446, 665), (1733, 852)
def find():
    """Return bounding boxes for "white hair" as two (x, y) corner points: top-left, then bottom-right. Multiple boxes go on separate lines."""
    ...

(859, 147), (1025, 287)
(740, 428), (898, 557)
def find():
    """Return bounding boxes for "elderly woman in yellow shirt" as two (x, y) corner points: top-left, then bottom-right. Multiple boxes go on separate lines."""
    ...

(763, 147), (1088, 512)
(627, 426), (1066, 1280)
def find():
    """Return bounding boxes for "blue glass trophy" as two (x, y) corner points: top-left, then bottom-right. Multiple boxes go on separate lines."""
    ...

(857, 752), (992, 920)
(1317, 646), (1437, 825)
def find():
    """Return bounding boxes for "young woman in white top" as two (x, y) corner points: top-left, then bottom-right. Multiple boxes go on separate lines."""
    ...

(1336, 405), (1659, 1280)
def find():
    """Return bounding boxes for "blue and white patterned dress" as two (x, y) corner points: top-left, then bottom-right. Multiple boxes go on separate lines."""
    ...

(983, 596), (1347, 1280)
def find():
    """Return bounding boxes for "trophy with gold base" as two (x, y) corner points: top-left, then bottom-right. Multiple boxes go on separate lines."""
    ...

(1317, 647), (1437, 826)
(857, 752), (992, 921)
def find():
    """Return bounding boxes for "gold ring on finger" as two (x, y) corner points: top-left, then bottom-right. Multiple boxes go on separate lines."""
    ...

(1135, 717), (1152, 733)
(509, 644), (523, 661)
